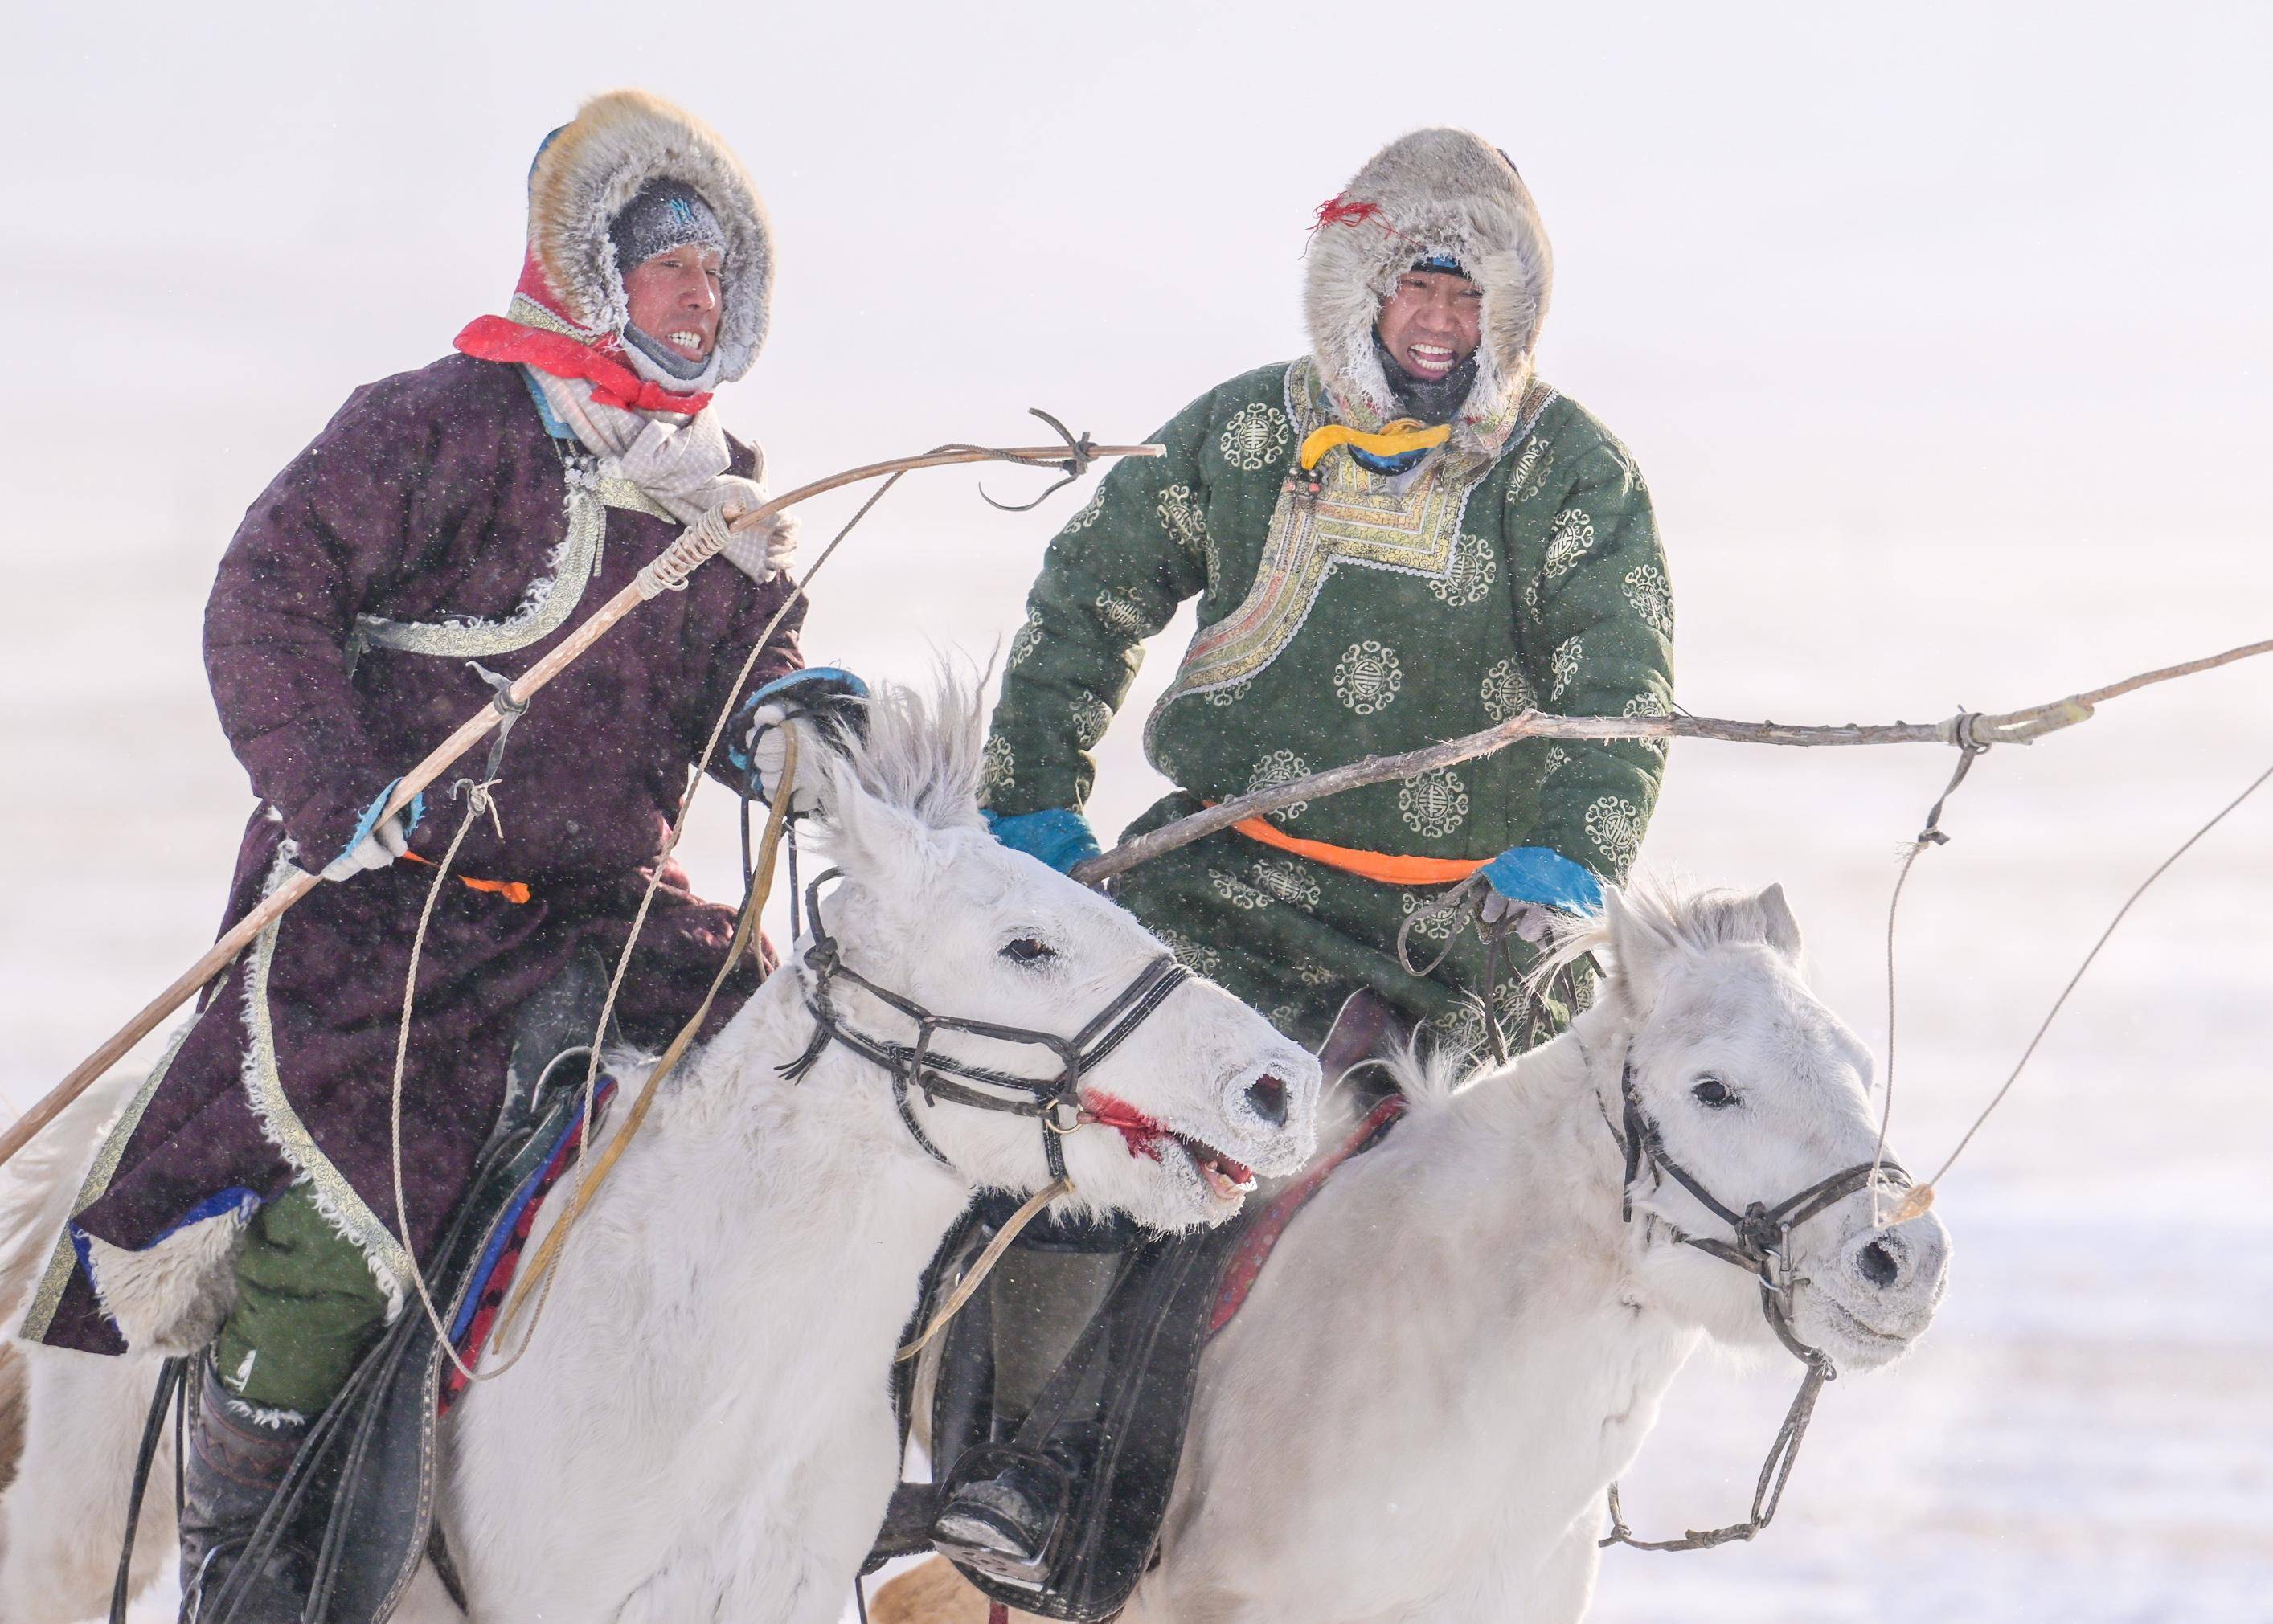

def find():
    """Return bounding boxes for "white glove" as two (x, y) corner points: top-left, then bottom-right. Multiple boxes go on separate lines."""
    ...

(320, 810), (411, 882)
(709, 476), (799, 583)
(743, 705), (828, 814)
(1477, 890), (1560, 944)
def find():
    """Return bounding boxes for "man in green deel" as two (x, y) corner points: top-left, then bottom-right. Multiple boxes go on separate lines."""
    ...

(981, 127), (1674, 1062)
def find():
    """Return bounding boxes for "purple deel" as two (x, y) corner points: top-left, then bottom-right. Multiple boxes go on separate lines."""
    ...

(41, 354), (804, 1354)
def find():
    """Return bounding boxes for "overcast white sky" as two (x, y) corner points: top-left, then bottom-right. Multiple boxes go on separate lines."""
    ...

(7, 0), (2269, 527)
(5, 10), (2272, 1617)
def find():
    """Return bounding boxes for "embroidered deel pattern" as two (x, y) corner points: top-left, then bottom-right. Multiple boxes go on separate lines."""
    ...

(1153, 360), (1496, 709)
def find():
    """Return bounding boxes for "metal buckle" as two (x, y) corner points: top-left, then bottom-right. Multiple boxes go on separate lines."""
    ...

(1757, 1243), (1791, 1297)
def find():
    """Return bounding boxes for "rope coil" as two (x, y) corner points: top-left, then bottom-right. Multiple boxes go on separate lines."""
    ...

(633, 508), (729, 599)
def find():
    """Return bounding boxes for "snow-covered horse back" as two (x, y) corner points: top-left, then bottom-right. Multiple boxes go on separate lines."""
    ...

(1119, 882), (1950, 1624)
(0, 677), (1321, 1624)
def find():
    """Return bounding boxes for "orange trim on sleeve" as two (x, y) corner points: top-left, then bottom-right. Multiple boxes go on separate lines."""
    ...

(1227, 815), (1485, 887)
(401, 851), (534, 905)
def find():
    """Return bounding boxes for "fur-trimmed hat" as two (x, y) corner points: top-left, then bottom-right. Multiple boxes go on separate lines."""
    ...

(522, 89), (772, 387)
(1305, 130), (1553, 456)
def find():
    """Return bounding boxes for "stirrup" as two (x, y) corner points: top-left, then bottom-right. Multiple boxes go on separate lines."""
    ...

(932, 1443), (1071, 1592)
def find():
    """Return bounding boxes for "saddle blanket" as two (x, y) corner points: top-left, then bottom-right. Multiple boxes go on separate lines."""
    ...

(440, 1077), (617, 1413)
(1208, 1093), (1406, 1336)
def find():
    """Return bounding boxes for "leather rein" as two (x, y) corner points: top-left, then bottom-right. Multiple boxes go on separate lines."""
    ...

(776, 869), (1191, 1181)
(1597, 1048), (1909, 1553)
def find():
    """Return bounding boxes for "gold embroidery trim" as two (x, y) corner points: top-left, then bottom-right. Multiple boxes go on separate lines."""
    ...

(240, 857), (416, 1290)
(350, 459), (666, 662)
(16, 1022), (196, 1341)
(592, 475), (674, 522)
(347, 460), (682, 663)
(505, 293), (604, 345)
(1153, 361), (1494, 708)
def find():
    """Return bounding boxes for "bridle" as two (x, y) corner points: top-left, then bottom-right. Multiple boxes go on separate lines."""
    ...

(777, 869), (1192, 1180)
(1596, 1046), (1911, 1553)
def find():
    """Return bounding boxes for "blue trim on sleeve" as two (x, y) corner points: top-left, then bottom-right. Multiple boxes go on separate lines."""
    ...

(518, 365), (575, 440)
(752, 667), (868, 704)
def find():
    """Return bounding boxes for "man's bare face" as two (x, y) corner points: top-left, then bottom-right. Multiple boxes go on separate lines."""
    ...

(1375, 269), (1482, 386)
(623, 244), (723, 362)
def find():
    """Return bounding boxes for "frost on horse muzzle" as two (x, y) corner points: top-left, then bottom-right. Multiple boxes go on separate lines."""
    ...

(1599, 1049), (1943, 1552)
(1793, 1195), (1951, 1365)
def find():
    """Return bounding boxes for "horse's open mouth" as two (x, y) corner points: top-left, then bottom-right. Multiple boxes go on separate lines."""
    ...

(1086, 1092), (1256, 1201)
(1177, 1136), (1257, 1202)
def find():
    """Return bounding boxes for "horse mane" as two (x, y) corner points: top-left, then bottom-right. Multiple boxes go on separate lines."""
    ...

(1372, 1036), (1474, 1116)
(1527, 871), (1807, 1002)
(829, 662), (992, 833)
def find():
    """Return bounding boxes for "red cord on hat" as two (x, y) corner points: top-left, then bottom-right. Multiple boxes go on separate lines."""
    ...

(1307, 194), (1425, 252)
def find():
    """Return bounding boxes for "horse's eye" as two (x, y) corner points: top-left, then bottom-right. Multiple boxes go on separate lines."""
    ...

(1692, 1077), (1734, 1108)
(1001, 937), (1056, 964)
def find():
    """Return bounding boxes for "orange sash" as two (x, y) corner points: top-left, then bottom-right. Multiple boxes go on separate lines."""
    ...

(1228, 816), (1484, 887)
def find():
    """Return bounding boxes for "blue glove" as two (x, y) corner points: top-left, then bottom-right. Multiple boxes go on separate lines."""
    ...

(1479, 846), (1603, 913)
(982, 808), (1101, 876)
(728, 666), (869, 775)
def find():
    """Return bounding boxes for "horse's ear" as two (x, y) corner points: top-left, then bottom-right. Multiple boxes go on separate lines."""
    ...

(1603, 886), (1678, 1009)
(1755, 883), (1804, 961)
(809, 751), (932, 887)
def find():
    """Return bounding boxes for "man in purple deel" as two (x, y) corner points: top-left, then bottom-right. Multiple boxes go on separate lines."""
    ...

(18, 90), (832, 1614)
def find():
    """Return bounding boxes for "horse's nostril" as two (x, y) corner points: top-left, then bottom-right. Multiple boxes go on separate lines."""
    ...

(1244, 1074), (1288, 1128)
(1857, 1240), (1901, 1290)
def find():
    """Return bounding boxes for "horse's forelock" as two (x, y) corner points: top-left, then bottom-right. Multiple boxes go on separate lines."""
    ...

(832, 667), (991, 834)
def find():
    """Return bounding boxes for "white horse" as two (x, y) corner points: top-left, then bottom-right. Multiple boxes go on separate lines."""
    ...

(0, 680), (1321, 1623)
(883, 882), (1952, 1624)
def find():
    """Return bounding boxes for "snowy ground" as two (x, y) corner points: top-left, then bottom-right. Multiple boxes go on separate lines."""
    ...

(10, 447), (2266, 1619)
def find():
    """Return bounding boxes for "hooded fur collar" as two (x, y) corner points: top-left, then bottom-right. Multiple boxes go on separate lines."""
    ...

(1304, 129), (1553, 458)
(522, 89), (772, 387)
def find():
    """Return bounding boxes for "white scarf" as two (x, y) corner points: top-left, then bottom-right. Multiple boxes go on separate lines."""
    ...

(533, 370), (791, 582)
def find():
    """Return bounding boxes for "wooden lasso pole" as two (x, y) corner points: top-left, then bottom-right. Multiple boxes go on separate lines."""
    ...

(1, 436), (1162, 1172)
(1071, 636), (2273, 887)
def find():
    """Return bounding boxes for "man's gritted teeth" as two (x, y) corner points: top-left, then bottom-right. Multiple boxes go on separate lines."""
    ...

(662, 329), (709, 359)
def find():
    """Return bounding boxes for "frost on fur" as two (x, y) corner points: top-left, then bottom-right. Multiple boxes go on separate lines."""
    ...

(82, 1213), (249, 1357)
(1303, 127), (1554, 457)
(526, 89), (774, 385)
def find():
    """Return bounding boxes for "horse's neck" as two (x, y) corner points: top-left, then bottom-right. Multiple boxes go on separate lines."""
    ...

(633, 965), (975, 1330)
(1428, 1004), (1632, 1250)
(1374, 1008), (1700, 1470)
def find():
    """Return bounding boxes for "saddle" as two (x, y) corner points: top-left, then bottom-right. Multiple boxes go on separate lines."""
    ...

(195, 951), (617, 1622)
(895, 1094), (1407, 1622)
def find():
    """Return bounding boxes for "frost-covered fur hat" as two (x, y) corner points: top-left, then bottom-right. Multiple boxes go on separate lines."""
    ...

(522, 89), (772, 389)
(1305, 129), (1553, 456)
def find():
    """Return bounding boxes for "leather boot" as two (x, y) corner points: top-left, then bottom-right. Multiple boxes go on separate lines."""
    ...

(178, 1361), (316, 1623)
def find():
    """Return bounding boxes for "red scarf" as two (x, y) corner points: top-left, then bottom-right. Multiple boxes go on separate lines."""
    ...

(453, 250), (715, 415)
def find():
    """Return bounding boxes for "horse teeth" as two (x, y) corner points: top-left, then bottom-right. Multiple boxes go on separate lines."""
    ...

(1198, 1152), (1256, 1200)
